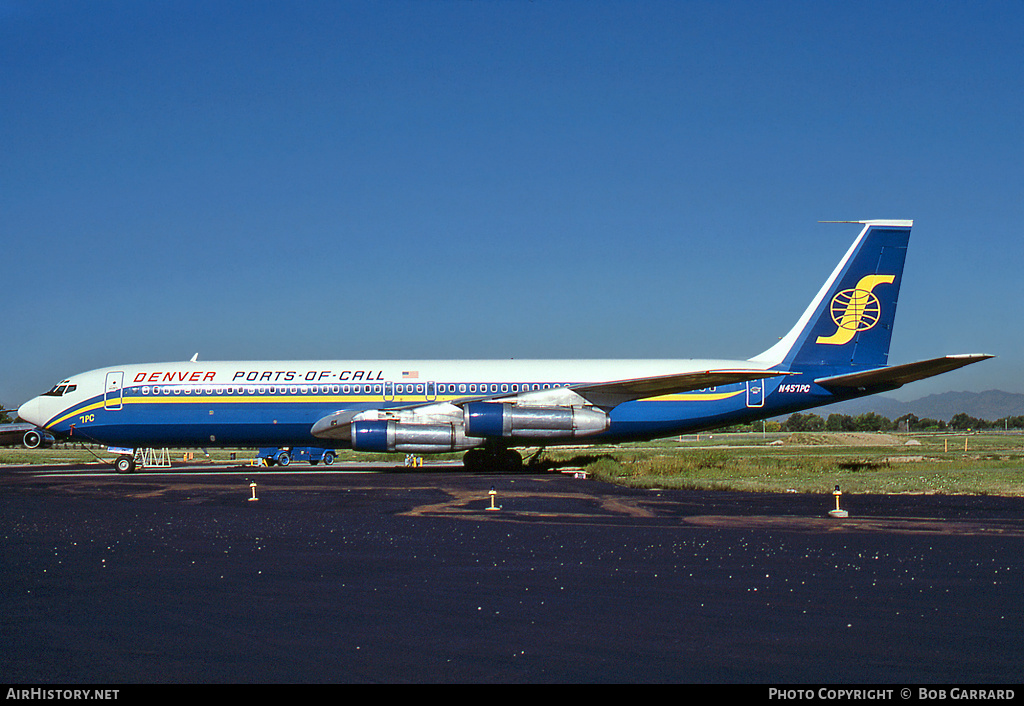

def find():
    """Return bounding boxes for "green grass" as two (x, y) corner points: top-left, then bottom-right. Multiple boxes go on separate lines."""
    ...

(3, 431), (1023, 495)
(529, 431), (1024, 496)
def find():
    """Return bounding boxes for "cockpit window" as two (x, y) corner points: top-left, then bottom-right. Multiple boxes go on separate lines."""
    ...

(42, 381), (75, 396)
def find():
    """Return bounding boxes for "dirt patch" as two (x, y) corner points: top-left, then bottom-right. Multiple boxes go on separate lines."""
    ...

(785, 432), (905, 446)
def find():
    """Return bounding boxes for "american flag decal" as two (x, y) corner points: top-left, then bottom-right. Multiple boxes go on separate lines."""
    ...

(402, 371), (419, 379)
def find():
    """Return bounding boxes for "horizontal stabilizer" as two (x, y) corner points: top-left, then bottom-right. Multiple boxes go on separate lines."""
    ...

(814, 354), (993, 391)
(574, 369), (792, 408)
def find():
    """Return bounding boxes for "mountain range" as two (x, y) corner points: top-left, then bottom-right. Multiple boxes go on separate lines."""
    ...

(805, 390), (1024, 422)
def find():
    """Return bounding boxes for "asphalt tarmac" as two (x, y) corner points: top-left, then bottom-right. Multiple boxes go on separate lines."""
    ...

(2, 462), (1023, 684)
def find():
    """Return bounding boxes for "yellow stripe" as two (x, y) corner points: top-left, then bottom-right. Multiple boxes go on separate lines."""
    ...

(49, 389), (739, 430)
(48, 393), (449, 428)
(643, 390), (744, 402)
(48, 400), (107, 428)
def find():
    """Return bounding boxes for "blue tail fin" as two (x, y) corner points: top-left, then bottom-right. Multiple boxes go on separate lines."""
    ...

(751, 220), (912, 372)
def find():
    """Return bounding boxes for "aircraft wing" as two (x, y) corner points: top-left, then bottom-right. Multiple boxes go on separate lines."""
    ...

(814, 354), (994, 391)
(570, 369), (793, 408)
(310, 368), (791, 441)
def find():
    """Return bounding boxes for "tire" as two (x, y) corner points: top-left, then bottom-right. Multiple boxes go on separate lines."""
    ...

(463, 448), (523, 472)
(322, 452), (335, 466)
(463, 448), (486, 472)
(115, 455), (135, 474)
(277, 452), (291, 467)
(503, 449), (524, 472)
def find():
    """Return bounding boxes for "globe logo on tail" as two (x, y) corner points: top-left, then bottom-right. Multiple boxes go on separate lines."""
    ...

(816, 274), (895, 346)
(830, 288), (882, 330)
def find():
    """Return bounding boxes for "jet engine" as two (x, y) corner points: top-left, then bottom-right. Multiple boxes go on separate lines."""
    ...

(350, 420), (484, 453)
(22, 429), (55, 449)
(463, 402), (609, 439)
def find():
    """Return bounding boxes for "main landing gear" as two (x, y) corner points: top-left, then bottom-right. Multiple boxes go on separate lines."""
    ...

(114, 454), (136, 474)
(462, 444), (524, 473)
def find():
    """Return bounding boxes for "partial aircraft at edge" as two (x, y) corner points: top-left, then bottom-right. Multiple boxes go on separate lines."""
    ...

(0, 422), (53, 449)
(16, 220), (991, 472)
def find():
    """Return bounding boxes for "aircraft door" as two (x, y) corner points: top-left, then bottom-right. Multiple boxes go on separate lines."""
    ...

(383, 381), (394, 402)
(104, 371), (124, 410)
(746, 379), (765, 408)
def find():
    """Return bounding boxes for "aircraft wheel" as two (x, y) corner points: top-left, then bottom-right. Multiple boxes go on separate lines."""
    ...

(114, 455), (135, 474)
(463, 447), (522, 472)
(503, 449), (523, 472)
(463, 448), (486, 472)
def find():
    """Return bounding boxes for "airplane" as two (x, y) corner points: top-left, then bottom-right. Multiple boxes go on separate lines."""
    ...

(16, 220), (991, 473)
(0, 422), (54, 448)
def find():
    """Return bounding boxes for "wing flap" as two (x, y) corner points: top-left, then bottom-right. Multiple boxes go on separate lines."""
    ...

(814, 354), (994, 390)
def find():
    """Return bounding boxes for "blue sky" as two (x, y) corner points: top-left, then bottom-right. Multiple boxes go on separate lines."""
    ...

(3, 0), (1022, 408)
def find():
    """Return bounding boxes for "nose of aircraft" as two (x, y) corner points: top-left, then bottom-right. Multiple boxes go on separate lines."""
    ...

(17, 398), (43, 426)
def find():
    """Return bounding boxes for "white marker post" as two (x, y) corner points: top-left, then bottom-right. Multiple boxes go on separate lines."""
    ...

(487, 486), (500, 511)
(828, 485), (848, 518)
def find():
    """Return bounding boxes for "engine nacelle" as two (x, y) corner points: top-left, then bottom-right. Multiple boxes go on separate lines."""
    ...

(463, 402), (609, 439)
(22, 429), (55, 449)
(350, 420), (484, 453)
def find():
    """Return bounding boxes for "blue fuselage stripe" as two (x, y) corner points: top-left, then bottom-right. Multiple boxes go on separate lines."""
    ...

(43, 374), (872, 448)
